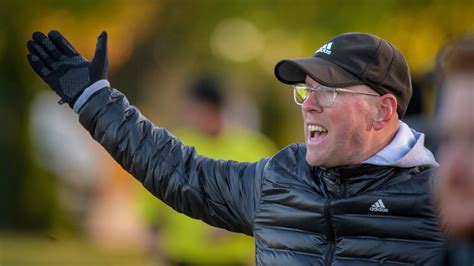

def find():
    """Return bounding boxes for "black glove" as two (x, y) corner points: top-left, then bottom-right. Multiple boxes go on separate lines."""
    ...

(27, 30), (108, 107)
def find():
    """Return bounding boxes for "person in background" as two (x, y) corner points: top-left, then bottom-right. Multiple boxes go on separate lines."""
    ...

(26, 30), (448, 265)
(136, 75), (276, 265)
(435, 35), (474, 265)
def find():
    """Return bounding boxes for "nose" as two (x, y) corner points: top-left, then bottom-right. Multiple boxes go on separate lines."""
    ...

(438, 143), (474, 194)
(302, 91), (323, 113)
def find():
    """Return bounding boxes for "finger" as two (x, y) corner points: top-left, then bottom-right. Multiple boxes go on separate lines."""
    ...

(27, 53), (51, 78)
(32, 31), (63, 60)
(47, 30), (79, 56)
(92, 31), (108, 74)
(93, 31), (108, 61)
(27, 40), (55, 69)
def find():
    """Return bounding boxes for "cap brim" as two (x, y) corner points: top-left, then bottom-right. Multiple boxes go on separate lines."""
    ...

(274, 57), (364, 88)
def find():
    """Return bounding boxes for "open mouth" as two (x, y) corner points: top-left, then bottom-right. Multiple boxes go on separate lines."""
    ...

(307, 124), (328, 144)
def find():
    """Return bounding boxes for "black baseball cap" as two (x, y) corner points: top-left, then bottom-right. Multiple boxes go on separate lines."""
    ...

(274, 32), (412, 118)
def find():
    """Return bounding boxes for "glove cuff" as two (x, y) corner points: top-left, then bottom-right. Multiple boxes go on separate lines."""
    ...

(73, 79), (110, 113)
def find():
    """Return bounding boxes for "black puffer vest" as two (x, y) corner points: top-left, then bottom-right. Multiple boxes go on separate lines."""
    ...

(255, 144), (445, 265)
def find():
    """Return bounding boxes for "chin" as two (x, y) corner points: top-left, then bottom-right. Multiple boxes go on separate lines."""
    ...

(306, 154), (343, 168)
(305, 153), (325, 167)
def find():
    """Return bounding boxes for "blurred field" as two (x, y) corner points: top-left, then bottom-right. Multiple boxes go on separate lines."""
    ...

(0, 232), (154, 266)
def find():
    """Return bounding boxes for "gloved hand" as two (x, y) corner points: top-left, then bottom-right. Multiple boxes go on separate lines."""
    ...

(26, 30), (108, 107)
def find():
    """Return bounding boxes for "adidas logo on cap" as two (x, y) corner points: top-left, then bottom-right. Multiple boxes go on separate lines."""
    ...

(315, 42), (333, 55)
(369, 199), (389, 213)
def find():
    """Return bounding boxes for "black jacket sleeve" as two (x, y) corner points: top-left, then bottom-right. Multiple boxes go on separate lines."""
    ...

(78, 87), (268, 235)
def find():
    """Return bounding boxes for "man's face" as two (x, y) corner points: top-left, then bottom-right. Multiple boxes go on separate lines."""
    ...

(184, 99), (222, 137)
(437, 75), (474, 238)
(302, 76), (377, 167)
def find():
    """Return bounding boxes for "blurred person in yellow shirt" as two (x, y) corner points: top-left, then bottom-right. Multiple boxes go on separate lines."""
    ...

(136, 75), (276, 265)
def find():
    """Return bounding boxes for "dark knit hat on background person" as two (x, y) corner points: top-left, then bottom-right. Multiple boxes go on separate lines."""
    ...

(275, 32), (412, 118)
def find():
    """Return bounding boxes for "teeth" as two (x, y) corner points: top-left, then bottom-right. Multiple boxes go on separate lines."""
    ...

(308, 124), (327, 132)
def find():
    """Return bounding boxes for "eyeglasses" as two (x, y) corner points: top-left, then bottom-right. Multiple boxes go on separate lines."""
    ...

(292, 83), (380, 107)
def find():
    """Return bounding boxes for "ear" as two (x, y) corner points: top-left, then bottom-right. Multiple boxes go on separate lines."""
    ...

(373, 94), (398, 130)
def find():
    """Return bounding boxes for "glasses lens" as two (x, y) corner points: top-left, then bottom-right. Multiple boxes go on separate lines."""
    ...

(292, 84), (337, 107)
(293, 84), (309, 105)
(317, 86), (336, 107)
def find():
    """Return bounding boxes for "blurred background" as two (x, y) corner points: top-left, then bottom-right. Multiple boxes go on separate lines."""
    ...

(0, 0), (472, 265)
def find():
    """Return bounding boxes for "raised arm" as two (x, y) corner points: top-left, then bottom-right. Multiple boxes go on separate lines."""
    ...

(26, 30), (268, 235)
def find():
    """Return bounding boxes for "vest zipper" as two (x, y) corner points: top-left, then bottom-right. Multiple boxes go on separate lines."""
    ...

(324, 199), (335, 266)
(335, 176), (341, 197)
(335, 176), (346, 198)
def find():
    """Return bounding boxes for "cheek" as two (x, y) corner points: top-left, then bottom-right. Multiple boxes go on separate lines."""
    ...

(329, 105), (367, 139)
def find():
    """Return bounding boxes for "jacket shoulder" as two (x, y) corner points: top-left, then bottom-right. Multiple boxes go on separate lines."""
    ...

(383, 166), (438, 195)
(271, 143), (306, 165)
(263, 143), (312, 183)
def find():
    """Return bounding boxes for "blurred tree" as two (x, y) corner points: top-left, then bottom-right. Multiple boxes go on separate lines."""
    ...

(0, 0), (158, 230)
(0, 0), (51, 229)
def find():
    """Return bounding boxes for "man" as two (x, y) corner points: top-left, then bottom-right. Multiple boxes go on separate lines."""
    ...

(435, 36), (474, 265)
(26, 31), (447, 264)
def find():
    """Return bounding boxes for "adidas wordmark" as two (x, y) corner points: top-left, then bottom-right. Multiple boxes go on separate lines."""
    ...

(369, 199), (389, 213)
(315, 42), (333, 55)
